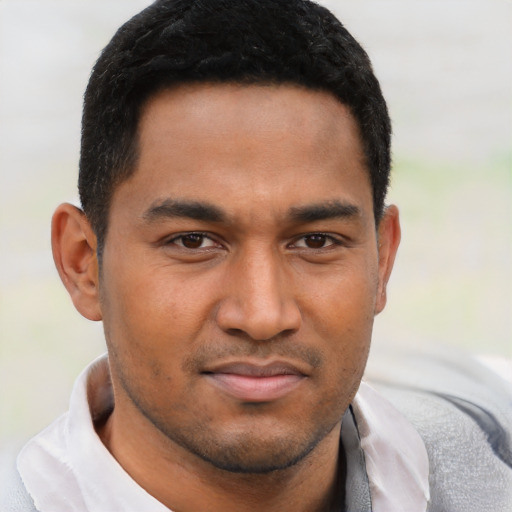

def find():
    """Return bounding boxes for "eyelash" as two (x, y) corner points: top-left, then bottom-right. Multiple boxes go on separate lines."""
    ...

(290, 233), (343, 250)
(166, 232), (219, 250)
(165, 232), (344, 251)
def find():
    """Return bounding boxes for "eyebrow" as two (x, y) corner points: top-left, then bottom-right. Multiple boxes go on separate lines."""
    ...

(142, 199), (226, 223)
(142, 198), (361, 225)
(288, 200), (361, 223)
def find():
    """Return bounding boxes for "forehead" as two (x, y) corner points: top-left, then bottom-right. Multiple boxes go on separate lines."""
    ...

(137, 83), (364, 164)
(112, 83), (372, 225)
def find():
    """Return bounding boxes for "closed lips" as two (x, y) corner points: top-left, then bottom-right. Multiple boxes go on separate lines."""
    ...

(203, 361), (307, 402)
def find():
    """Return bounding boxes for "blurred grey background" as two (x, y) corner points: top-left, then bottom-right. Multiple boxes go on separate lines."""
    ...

(1, 0), (511, 453)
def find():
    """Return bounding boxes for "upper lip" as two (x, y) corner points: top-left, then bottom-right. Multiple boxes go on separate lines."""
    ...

(202, 360), (307, 377)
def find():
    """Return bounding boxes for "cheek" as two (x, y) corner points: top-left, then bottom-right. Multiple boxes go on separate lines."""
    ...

(301, 263), (378, 337)
(299, 264), (377, 389)
(102, 262), (211, 339)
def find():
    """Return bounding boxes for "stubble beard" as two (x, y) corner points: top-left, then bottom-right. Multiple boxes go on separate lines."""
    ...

(106, 335), (355, 476)
(121, 376), (343, 474)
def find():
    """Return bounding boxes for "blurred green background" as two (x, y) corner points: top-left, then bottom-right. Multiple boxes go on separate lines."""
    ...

(1, 0), (511, 453)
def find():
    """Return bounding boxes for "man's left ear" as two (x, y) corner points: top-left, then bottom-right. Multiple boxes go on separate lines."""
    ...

(375, 204), (401, 315)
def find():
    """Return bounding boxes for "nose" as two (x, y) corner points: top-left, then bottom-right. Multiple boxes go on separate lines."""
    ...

(216, 248), (302, 341)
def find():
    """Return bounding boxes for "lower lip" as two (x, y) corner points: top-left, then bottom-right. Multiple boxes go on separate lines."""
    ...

(205, 373), (304, 402)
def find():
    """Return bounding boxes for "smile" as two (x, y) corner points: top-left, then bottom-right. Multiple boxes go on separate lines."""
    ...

(203, 362), (306, 402)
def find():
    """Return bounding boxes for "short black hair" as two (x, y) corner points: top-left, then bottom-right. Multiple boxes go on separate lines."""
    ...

(79, 0), (391, 253)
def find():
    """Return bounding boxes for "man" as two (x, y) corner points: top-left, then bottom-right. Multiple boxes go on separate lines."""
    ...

(2, 1), (511, 511)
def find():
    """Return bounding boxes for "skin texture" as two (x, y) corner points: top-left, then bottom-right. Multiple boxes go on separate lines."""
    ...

(52, 83), (400, 512)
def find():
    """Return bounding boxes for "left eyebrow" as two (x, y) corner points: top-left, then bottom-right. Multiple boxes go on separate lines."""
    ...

(288, 200), (361, 223)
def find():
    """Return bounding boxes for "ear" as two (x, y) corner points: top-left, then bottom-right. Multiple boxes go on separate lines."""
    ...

(51, 203), (102, 321)
(374, 204), (401, 315)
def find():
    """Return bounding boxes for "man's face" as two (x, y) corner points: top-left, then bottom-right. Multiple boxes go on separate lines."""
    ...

(99, 84), (392, 473)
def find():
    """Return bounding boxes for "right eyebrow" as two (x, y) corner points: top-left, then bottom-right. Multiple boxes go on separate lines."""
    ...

(141, 198), (226, 223)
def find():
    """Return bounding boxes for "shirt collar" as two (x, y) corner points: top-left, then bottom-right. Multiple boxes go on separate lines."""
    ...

(18, 354), (169, 512)
(351, 382), (430, 512)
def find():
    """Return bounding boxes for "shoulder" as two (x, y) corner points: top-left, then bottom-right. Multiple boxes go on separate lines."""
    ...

(379, 384), (512, 512)
(367, 347), (512, 512)
(1, 455), (38, 512)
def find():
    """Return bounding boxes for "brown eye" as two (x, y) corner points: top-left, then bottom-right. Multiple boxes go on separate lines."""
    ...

(292, 233), (339, 250)
(303, 234), (328, 249)
(171, 233), (217, 249)
(181, 234), (205, 249)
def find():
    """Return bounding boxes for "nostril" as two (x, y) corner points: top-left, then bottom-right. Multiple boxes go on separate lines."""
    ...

(223, 326), (298, 343)
(279, 328), (297, 338)
(225, 328), (247, 337)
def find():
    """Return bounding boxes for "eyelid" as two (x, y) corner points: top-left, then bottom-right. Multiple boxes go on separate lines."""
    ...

(165, 231), (222, 249)
(160, 231), (348, 250)
(288, 232), (345, 249)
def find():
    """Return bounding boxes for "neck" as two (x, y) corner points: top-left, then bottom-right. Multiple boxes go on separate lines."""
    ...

(98, 405), (344, 512)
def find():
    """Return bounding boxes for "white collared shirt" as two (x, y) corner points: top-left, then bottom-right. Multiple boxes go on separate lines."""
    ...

(17, 354), (430, 512)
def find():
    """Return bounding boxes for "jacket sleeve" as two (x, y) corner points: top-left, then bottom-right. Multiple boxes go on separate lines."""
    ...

(366, 346), (512, 512)
(1, 460), (39, 512)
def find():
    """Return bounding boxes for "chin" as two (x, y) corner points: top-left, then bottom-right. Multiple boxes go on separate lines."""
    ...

(196, 440), (317, 474)
(166, 418), (340, 475)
